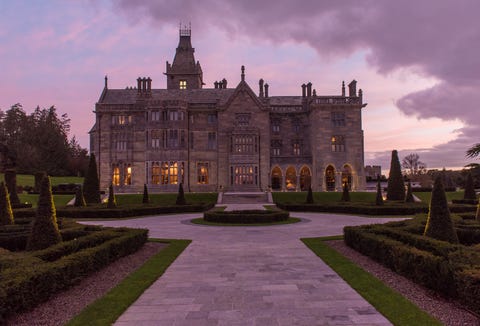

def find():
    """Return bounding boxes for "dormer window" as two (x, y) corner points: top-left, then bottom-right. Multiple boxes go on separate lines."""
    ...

(179, 80), (187, 89)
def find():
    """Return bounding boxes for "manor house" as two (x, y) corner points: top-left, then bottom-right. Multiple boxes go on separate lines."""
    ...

(90, 27), (367, 193)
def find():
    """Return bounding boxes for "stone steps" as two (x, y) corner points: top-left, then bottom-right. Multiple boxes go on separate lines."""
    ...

(221, 192), (269, 204)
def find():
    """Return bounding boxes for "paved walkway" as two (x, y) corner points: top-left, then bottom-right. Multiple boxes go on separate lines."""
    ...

(85, 212), (406, 325)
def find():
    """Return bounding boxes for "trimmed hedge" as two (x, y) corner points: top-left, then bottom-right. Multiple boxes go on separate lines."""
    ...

(452, 199), (479, 205)
(204, 209), (289, 224)
(0, 227), (148, 321)
(276, 203), (428, 215)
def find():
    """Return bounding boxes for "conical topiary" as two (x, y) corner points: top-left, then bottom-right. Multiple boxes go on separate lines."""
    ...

(424, 175), (458, 243)
(176, 183), (186, 205)
(306, 185), (314, 204)
(34, 171), (46, 193)
(375, 179), (384, 206)
(83, 153), (101, 204)
(27, 176), (61, 251)
(386, 150), (405, 201)
(142, 184), (150, 204)
(4, 169), (20, 205)
(464, 172), (477, 200)
(341, 183), (350, 202)
(476, 202), (480, 222)
(405, 181), (415, 203)
(0, 182), (14, 225)
(107, 184), (117, 208)
(73, 185), (86, 207)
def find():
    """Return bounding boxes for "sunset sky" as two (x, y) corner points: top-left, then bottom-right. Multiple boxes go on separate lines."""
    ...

(1, 0), (478, 173)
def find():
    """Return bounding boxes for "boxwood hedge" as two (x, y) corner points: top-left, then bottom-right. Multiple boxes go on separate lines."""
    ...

(204, 209), (289, 224)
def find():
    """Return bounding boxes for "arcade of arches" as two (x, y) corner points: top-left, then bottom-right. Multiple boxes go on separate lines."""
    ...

(271, 164), (354, 191)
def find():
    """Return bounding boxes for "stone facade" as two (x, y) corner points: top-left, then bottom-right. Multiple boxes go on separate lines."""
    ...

(90, 28), (367, 193)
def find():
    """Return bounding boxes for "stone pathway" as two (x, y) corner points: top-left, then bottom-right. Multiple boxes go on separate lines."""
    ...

(84, 212), (406, 325)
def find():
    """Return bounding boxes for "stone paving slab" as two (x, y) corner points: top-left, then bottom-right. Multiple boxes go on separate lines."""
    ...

(84, 212), (406, 325)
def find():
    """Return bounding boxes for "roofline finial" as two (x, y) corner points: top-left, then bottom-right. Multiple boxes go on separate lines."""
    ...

(241, 65), (245, 81)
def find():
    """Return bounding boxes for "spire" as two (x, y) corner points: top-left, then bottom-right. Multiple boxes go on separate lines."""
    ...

(241, 65), (245, 82)
(104, 75), (108, 89)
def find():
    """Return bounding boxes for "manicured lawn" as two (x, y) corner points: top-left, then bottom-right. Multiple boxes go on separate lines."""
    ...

(0, 173), (83, 187)
(273, 191), (376, 205)
(302, 236), (441, 325)
(18, 194), (74, 208)
(115, 192), (218, 206)
(414, 191), (466, 203)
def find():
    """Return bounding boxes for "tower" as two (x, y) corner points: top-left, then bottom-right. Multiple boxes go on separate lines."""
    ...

(165, 25), (204, 90)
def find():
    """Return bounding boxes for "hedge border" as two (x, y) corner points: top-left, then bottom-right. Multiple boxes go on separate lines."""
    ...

(203, 209), (289, 224)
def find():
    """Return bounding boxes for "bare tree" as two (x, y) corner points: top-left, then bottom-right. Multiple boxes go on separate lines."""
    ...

(402, 153), (427, 177)
(467, 143), (480, 158)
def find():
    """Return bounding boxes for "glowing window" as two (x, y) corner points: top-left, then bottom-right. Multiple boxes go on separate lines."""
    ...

(179, 80), (187, 89)
(112, 165), (120, 186)
(197, 162), (209, 184)
(124, 165), (132, 185)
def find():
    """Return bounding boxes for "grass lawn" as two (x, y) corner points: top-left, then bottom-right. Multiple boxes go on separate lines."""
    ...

(302, 236), (441, 325)
(0, 173), (83, 187)
(273, 191), (376, 205)
(414, 191), (466, 203)
(115, 192), (218, 206)
(18, 194), (74, 208)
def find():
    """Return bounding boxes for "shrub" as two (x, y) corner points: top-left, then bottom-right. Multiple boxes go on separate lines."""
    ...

(142, 183), (149, 204)
(204, 209), (289, 224)
(73, 185), (86, 207)
(386, 150), (405, 201)
(34, 171), (46, 193)
(477, 203), (480, 222)
(27, 176), (61, 251)
(176, 183), (186, 205)
(464, 172), (477, 200)
(340, 183), (350, 202)
(405, 181), (415, 203)
(107, 184), (116, 209)
(83, 154), (101, 204)
(0, 182), (14, 225)
(375, 179), (384, 206)
(306, 185), (314, 204)
(424, 175), (459, 244)
(4, 169), (20, 205)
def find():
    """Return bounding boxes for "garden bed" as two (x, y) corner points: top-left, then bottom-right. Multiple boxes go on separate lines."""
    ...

(203, 209), (290, 224)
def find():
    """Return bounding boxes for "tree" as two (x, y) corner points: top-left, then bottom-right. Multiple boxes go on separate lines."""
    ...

(0, 182), (14, 225)
(387, 150), (406, 201)
(466, 143), (480, 158)
(375, 179), (384, 206)
(176, 183), (186, 205)
(305, 185), (314, 204)
(83, 154), (101, 204)
(107, 184), (116, 208)
(402, 153), (427, 177)
(424, 175), (458, 244)
(142, 184), (150, 204)
(4, 169), (20, 205)
(463, 172), (477, 200)
(476, 202), (480, 222)
(27, 176), (61, 250)
(341, 183), (350, 202)
(405, 181), (415, 203)
(73, 185), (86, 207)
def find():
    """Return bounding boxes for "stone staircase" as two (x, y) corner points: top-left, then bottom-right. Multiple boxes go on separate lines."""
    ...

(220, 192), (271, 204)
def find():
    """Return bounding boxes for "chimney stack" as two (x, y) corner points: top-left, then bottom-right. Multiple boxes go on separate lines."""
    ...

(342, 81), (345, 97)
(264, 83), (269, 98)
(301, 84), (306, 97)
(307, 82), (312, 97)
(348, 80), (357, 97)
(259, 79), (264, 97)
(137, 77), (142, 94)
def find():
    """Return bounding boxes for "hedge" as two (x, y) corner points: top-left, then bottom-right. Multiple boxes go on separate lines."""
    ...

(204, 209), (289, 224)
(0, 228), (148, 321)
(276, 203), (428, 215)
(452, 199), (479, 205)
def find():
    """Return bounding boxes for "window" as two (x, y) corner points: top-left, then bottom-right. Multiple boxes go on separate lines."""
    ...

(151, 162), (160, 184)
(113, 133), (128, 151)
(232, 135), (256, 153)
(151, 130), (161, 148)
(331, 135), (345, 152)
(235, 113), (251, 126)
(179, 80), (187, 89)
(124, 165), (132, 185)
(169, 110), (179, 121)
(197, 162), (209, 184)
(207, 132), (217, 150)
(112, 165), (120, 186)
(151, 111), (161, 121)
(293, 142), (301, 156)
(207, 113), (217, 124)
(168, 129), (179, 148)
(272, 120), (280, 133)
(332, 112), (346, 127)
(293, 121), (301, 133)
(231, 165), (257, 185)
(271, 139), (282, 156)
(272, 148), (280, 156)
(151, 161), (184, 185)
(112, 115), (132, 125)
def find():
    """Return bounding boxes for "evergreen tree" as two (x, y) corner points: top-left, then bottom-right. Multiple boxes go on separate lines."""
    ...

(375, 178), (384, 206)
(424, 175), (458, 243)
(386, 150), (406, 201)
(142, 184), (150, 204)
(73, 185), (86, 207)
(107, 184), (116, 208)
(0, 182), (14, 225)
(476, 202), (480, 222)
(4, 169), (20, 205)
(405, 181), (415, 203)
(341, 183), (350, 202)
(27, 176), (61, 250)
(83, 154), (101, 204)
(34, 171), (46, 192)
(176, 183), (186, 205)
(305, 185), (314, 204)
(464, 172), (477, 200)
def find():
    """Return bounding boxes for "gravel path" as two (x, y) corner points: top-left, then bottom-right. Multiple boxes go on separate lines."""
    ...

(6, 242), (167, 326)
(327, 240), (480, 326)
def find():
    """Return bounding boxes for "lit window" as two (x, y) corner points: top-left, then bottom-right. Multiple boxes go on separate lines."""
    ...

(179, 80), (187, 89)
(112, 165), (120, 186)
(124, 165), (132, 185)
(197, 162), (209, 184)
(293, 143), (301, 156)
(151, 162), (160, 185)
(331, 135), (345, 152)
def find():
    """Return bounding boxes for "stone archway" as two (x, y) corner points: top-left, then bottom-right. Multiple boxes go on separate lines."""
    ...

(271, 166), (282, 191)
(342, 164), (353, 190)
(300, 166), (311, 191)
(285, 166), (297, 191)
(325, 165), (336, 191)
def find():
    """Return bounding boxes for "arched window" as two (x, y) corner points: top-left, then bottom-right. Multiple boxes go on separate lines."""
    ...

(325, 165), (336, 191)
(300, 166), (311, 191)
(285, 166), (297, 191)
(342, 164), (353, 190)
(271, 167), (282, 190)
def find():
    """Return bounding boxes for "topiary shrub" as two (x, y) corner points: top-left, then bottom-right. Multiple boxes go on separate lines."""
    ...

(4, 169), (20, 205)
(0, 182), (14, 225)
(27, 176), (61, 251)
(107, 184), (117, 209)
(306, 186), (314, 204)
(386, 150), (405, 201)
(142, 184), (149, 204)
(176, 183), (186, 205)
(464, 172), (477, 200)
(34, 171), (46, 193)
(424, 175), (459, 244)
(405, 181), (415, 203)
(83, 154), (101, 204)
(375, 179), (384, 206)
(476, 203), (480, 222)
(73, 185), (86, 207)
(341, 183), (350, 202)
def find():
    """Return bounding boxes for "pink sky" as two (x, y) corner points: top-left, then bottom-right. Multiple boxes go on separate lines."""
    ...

(0, 0), (478, 173)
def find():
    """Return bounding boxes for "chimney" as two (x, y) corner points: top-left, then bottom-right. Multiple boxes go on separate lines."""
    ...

(259, 79), (264, 97)
(348, 80), (357, 97)
(313, 89), (316, 97)
(104, 75), (108, 89)
(301, 84), (306, 97)
(142, 78), (147, 93)
(264, 83), (269, 98)
(137, 77), (142, 94)
(342, 81), (345, 97)
(307, 82), (312, 97)
(358, 89), (363, 103)
(147, 77), (152, 92)
(222, 78), (227, 89)
(214, 81), (218, 89)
